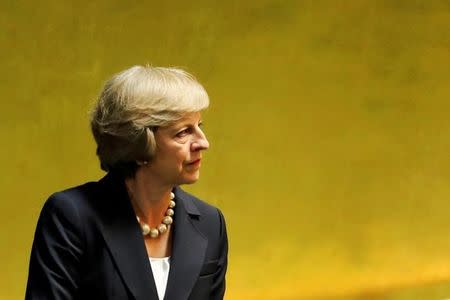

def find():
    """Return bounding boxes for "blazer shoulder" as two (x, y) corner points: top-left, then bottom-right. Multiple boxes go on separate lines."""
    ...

(175, 187), (227, 238)
(175, 187), (223, 217)
(52, 181), (98, 200)
(41, 181), (99, 218)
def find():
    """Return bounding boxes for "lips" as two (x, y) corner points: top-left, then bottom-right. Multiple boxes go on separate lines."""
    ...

(187, 159), (201, 165)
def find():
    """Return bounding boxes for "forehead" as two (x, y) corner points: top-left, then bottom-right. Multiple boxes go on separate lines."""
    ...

(166, 111), (202, 128)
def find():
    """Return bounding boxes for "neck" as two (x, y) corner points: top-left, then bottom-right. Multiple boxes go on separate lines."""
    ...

(124, 169), (174, 227)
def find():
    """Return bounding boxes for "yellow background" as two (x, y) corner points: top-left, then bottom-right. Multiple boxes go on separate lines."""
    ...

(2, 1), (450, 299)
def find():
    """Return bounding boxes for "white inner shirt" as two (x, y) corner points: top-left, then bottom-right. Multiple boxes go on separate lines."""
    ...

(149, 256), (170, 300)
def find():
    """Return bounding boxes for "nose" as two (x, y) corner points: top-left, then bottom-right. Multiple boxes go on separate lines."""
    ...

(191, 129), (209, 151)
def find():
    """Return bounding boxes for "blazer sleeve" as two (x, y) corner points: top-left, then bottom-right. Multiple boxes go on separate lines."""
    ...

(210, 208), (228, 300)
(26, 193), (85, 300)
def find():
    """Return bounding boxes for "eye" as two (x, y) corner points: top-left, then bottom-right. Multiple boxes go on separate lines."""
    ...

(176, 128), (191, 138)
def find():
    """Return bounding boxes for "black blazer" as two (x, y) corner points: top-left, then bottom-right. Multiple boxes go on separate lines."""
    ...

(26, 172), (228, 300)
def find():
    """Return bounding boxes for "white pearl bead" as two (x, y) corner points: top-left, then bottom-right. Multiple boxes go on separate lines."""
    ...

(158, 224), (168, 233)
(142, 224), (150, 235)
(166, 208), (174, 217)
(169, 200), (176, 208)
(150, 228), (159, 238)
(163, 216), (173, 225)
(170, 192), (175, 199)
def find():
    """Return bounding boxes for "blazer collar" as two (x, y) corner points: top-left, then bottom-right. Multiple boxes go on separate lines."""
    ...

(164, 186), (208, 300)
(96, 173), (208, 300)
(96, 173), (157, 299)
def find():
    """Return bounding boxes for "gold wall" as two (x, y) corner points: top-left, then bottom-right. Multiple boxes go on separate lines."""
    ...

(2, 1), (450, 299)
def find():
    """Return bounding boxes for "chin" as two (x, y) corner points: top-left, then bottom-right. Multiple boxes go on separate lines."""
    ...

(181, 177), (199, 185)
(175, 169), (201, 185)
(179, 173), (200, 185)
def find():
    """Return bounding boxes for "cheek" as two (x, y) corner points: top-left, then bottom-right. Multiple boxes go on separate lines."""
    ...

(168, 149), (189, 167)
(154, 142), (190, 169)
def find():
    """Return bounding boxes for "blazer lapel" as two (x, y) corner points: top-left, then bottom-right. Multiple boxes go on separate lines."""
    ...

(164, 187), (208, 300)
(96, 173), (159, 300)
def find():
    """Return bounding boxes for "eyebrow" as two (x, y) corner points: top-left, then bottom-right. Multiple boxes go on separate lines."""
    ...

(171, 119), (202, 131)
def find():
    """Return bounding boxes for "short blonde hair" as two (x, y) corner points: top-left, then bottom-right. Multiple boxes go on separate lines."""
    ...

(90, 65), (209, 177)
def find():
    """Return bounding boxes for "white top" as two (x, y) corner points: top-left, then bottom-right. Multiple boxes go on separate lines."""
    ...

(149, 257), (171, 300)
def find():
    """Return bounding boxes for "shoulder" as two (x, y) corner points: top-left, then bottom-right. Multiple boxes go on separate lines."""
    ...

(175, 187), (227, 237)
(43, 181), (98, 211)
(38, 180), (102, 228)
(175, 187), (224, 219)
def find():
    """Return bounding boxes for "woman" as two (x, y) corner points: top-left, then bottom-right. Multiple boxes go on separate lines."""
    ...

(26, 66), (228, 300)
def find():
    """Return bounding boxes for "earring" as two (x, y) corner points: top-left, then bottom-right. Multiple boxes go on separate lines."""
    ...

(137, 160), (148, 166)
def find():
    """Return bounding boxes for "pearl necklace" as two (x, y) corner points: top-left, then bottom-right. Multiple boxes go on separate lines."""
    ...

(135, 192), (176, 238)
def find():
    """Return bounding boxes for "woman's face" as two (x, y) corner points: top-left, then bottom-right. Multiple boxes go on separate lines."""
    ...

(146, 111), (209, 186)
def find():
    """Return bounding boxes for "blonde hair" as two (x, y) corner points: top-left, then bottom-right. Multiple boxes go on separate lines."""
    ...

(90, 65), (209, 177)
